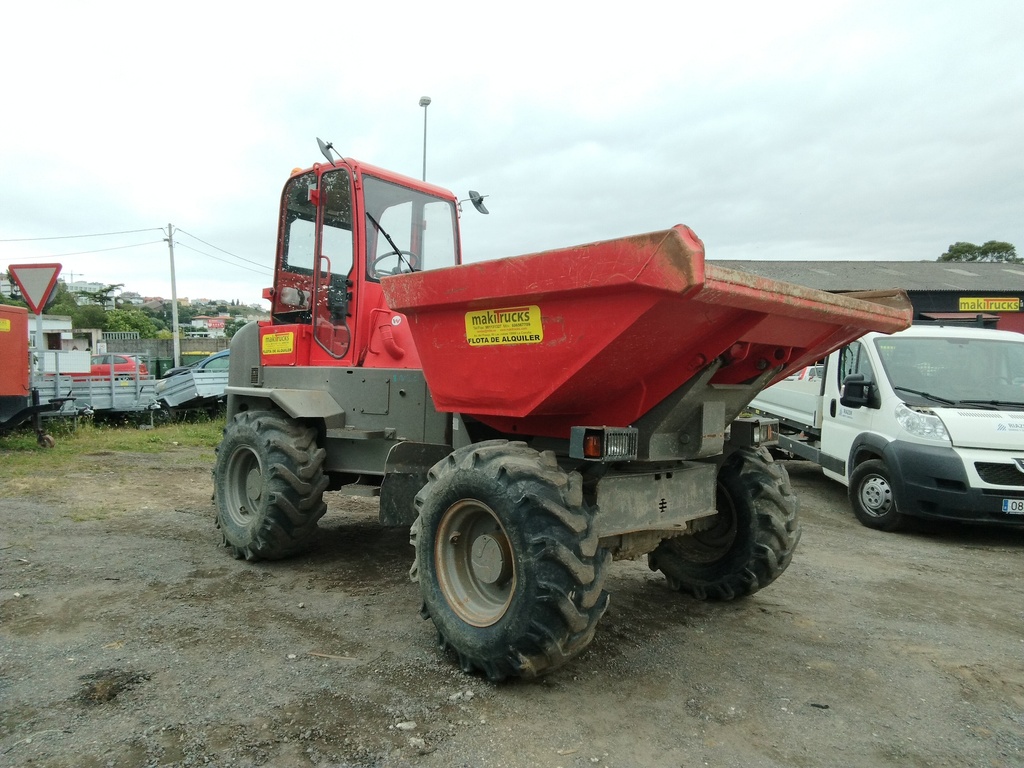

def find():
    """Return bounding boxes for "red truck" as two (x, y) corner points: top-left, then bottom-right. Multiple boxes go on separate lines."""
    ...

(0, 304), (64, 445)
(213, 147), (911, 680)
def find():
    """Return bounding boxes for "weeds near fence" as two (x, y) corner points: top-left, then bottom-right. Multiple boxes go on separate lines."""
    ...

(0, 415), (225, 476)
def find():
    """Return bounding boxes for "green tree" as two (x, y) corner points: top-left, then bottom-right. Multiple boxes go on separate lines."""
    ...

(45, 282), (80, 315)
(105, 308), (159, 338)
(139, 305), (168, 332)
(938, 241), (1019, 263)
(78, 283), (125, 308)
(176, 303), (197, 325)
(224, 317), (250, 339)
(69, 304), (108, 330)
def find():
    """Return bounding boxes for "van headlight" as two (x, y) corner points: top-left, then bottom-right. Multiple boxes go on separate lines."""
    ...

(895, 402), (950, 443)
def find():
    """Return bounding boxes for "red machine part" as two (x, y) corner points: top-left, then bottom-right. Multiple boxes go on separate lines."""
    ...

(382, 226), (912, 437)
(0, 305), (29, 398)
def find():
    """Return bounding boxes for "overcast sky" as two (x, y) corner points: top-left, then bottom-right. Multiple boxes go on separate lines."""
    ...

(2, 1), (1022, 308)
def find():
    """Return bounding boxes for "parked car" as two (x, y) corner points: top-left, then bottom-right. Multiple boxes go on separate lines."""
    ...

(84, 354), (149, 379)
(160, 349), (230, 379)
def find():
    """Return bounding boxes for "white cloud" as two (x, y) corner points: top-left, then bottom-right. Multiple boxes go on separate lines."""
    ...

(2, 1), (1022, 303)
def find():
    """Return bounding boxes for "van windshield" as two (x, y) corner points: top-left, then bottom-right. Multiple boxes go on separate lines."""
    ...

(874, 335), (1024, 408)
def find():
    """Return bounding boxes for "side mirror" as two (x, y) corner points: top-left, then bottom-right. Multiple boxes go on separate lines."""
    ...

(468, 191), (489, 215)
(840, 373), (873, 408)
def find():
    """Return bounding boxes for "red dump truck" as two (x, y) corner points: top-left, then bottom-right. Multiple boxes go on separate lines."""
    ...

(0, 303), (63, 446)
(214, 149), (912, 680)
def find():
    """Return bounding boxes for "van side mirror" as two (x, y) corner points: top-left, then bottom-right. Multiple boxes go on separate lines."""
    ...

(840, 373), (873, 408)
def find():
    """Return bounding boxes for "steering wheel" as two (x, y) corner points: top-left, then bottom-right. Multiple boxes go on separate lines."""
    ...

(370, 250), (418, 278)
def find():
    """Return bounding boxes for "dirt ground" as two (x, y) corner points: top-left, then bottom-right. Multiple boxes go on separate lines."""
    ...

(2, 444), (1024, 768)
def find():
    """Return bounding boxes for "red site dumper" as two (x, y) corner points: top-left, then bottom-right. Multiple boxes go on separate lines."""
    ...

(0, 304), (64, 446)
(215, 149), (911, 680)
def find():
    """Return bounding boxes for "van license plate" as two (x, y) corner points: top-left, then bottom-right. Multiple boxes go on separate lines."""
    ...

(1003, 498), (1024, 514)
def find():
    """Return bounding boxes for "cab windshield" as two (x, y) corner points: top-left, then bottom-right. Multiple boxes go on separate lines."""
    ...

(362, 175), (458, 281)
(874, 335), (1024, 408)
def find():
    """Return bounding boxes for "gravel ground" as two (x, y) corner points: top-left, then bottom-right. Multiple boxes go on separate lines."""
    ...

(2, 445), (1024, 767)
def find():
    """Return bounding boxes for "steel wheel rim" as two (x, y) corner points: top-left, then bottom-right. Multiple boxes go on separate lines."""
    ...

(435, 499), (515, 627)
(859, 475), (893, 517)
(225, 446), (263, 527)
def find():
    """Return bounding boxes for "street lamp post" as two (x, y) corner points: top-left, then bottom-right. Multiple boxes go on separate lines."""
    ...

(419, 96), (431, 181)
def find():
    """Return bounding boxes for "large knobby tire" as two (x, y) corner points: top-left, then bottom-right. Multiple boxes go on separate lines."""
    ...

(647, 447), (800, 600)
(214, 410), (329, 560)
(410, 440), (611, 681)
(849, 458), (907, 532)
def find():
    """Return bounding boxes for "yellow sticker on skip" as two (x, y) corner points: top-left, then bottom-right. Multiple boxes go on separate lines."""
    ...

(262, 331), (295, 355)
(465, 305), (543, 346)
(0, 319), (10, 332)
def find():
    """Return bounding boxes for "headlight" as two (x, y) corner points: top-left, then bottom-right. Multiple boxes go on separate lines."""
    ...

(895, 402), (950, 443)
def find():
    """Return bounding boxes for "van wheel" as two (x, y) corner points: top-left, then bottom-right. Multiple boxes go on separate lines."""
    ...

(849, 459), (906, 531)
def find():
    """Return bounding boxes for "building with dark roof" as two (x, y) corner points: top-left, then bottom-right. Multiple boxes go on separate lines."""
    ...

(712, 260), (1024, 334)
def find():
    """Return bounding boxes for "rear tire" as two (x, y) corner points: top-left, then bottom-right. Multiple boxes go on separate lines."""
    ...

(849, 458), (906, 531)
(648, 447), (800, 600)
(411, 440), (610, 680)
(214, 410), (328, 560)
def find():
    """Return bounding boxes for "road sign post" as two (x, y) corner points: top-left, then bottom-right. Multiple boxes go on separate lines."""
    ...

(8, 263), (63, 376)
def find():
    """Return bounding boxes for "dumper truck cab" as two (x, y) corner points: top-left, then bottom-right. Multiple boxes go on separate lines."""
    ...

(215, 148), (912, 680)
(261, 157), (460, 369)
(749, 324), (1024, 530)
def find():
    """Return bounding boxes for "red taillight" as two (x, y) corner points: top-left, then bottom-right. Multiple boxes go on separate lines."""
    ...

(570, 426), (639, 461)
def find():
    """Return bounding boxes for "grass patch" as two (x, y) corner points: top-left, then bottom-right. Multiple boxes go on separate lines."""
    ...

(0, 416), (225, 480)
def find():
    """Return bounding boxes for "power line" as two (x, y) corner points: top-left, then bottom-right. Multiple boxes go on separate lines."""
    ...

(174, 228), (269, 269)
(1, 225), (272, 275)
(174, 241), (273, 275)
(0, 227), (164, 243)
(3, 240), (166, 260)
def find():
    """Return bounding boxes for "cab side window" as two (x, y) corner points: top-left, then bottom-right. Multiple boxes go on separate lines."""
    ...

(281, 173), (316, 275)
(320, 169), (353, 279)
(838, 342), (874, 384)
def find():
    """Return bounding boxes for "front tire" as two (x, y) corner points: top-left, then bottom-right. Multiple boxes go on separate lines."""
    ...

(214, 410), (329, 560)
(849, 458), (906, 531)
(648, 447), (800, 600)
(411, 440), (610, 681)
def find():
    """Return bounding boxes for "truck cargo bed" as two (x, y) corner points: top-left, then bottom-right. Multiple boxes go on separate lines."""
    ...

(157, 370), (229, 409)
(382, 226), (911, 436)
(36, 375), (158, 416)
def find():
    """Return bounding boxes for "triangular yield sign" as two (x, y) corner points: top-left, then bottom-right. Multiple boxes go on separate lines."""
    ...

(8, 263), (62, 315)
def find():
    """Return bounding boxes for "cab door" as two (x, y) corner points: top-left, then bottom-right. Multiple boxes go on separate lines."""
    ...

(820, 341), (880, 481)
(310, 167), (355, 362)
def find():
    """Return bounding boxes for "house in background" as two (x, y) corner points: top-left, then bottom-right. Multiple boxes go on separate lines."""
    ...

(189, 315), (228, 338)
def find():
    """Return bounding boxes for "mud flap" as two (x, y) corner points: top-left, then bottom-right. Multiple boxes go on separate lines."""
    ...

(379, 441), (452, 526)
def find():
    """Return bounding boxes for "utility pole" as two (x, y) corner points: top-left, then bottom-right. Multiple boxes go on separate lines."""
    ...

(165, 223), (181, 367)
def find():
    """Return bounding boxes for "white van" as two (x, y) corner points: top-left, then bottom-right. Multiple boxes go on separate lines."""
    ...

(749, 325), (1024, 530)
